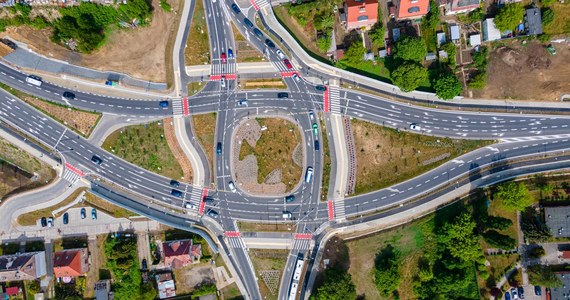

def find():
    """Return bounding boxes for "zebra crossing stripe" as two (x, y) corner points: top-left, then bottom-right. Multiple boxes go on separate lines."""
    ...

(248, 0), (259, 10)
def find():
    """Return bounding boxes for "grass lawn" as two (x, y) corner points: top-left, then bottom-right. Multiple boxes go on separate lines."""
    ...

(184, 0), (209, 65)
(72, 192), (138, 219)
(0, 83), (101, 137)
(24, 240), (45, 252)
(193, 112), (216, 178)
(17, 188), (86, 226)
(237, 221), (292, 232)
(351, 119), (493, 194)
(0, 137), (55, 199)
(241, 78), (286, 89)
(221, 283), (243, 300)
(53, 236), (89, 252)
(336, 60), (392, 85)
(319, 113), (331, 201)
(543, 2), (570, 35)
(249, 249), (289, 300)
(102, 121), (183, 180)
(231, 22), (263, 63)
(188, 81), (205, 96)
(238, 118), (303, 191)
(421, 25), (437, 53)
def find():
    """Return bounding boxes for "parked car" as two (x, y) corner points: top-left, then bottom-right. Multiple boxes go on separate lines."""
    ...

(265, 39), (275, 49)
(277, 92), (289, 99)
(91, 155), (103, 165)
(91, 208), (97, 220)
(228, 48), (234, 58)
(244, 18), (254, 28)
(170, 179), (180, 187)
(283, 59), (292, 69)
(63, 213), (69, 225)
(230, 3), (240, 14)
(62, 91), (76, 100)
(409, 123), (421, 131)
(534, 286), (542, 296)
(517, 286), (525, 299)
(510, 288), (518, 300)
(206, 209), (219, 218)
(312, 123), (318, 135)
(171, 189), (183, 198)
(285, 195), (295, 202)
(504, 291), (511, 300)
(80, 208), (86, 219)
(228, 181), (237, 192)
(253, 28), (263, 38)
(47, 217), (54, 227)
(276, 49), (285, 59)
(41, 217), (47, 227)
(159, 101), (169, 108)
(292, 73), (301, 82)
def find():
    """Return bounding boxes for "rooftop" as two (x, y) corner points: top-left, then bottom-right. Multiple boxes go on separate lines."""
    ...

(345, 0), (379, 28)
(53, 248), (88, 278)
(0, 252), (46, 282)
(483, 18), (501, 41)
(525, 8), (543, 35)
(451, 0), (480, 11)
(398, 0), (430, 19)
(551, 272), (570, 300)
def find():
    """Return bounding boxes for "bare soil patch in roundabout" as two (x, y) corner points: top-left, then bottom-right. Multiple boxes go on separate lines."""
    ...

(233, 117), (303, 195)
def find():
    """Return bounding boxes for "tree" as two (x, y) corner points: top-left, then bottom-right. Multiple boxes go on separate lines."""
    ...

(542, 8), (555, 26)
(440, 42), (457, 67)
(458, 7), (484, 24)
(541, 0), (556, 6)
(483, 230), (517, 249)
(472, 46), (489, 70)
(370, 24), (385, 48)
(391, 62), (428, 92)
(439, 213), (481, 263)
(344, 41), (366, 65)
(311, 268), (356, 300)
(394, 35), (427, 62)
(527, 246), (546, 258)
(528, 265), (563, 288)
(434, 74), (462, 100)
(374, 245), (401, 297)
(421, 0), (440, 29)
(494, 3), (525, 32)
(521, 208), (551, 242)
(317, 35), (332, 53)
(468, 71), (487, 89)
(315, 13), (334, 31)
(484, 215), (513, 231)
(495, 182), (533, 211)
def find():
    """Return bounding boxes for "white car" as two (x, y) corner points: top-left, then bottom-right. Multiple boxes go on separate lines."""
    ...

(292, 73), (301, 82)
(184, 202), (197, 210)
(228, 181), (237, 192)
(409, 123), (421, 131)
(309, 110), (315, 120)
(276, 49), (285, 59)
(237, 99), (248, 106)
(220, 76), (226, 88)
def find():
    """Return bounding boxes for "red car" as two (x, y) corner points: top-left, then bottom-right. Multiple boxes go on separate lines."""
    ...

(283, 59), (292, 69)
(221, 53), (227, 63)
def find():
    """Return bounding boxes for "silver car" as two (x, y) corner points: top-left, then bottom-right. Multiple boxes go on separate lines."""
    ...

(409, 123), (422, 131)
(228, 181), (237, 192)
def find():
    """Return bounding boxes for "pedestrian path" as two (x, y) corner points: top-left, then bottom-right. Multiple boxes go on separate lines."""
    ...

(329, 86), (341, 114)
(187, 187), (204, 206)
(62, 169), (81, 184)
(210, 60), (236, 76)
(334, 199), (346, 220)
(172, 98), (184, 117)
(292, 238), (311, 250)
(227, 236), (246, 249)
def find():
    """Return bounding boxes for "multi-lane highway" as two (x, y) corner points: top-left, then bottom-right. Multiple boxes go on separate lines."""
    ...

(1, 0), (570, 299)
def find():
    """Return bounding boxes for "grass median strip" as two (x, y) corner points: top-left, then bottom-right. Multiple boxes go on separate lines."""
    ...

(102, 121), (184, 180)
(241, 78), (286, 89)
(192, 112), (216, 178)
(0, 83), (101, 137)
(319, 114), (331, 201)
(184, 0), (209, 65)
(351, 119), (493, 195)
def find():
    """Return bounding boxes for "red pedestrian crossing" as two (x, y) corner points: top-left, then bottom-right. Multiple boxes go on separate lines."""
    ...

(323, 87), (330, 112)
(198, 188), (208, 215)
(182, 97), (189, 116)
(327, 200), (334, 221)
(294, 233), (312, 240)
(65, 162), (84, 177)
(224, 231), (241, 237)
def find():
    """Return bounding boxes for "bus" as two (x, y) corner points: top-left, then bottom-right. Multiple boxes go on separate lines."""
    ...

(288, 254), (305, 300)
(25, 75), (43, 87)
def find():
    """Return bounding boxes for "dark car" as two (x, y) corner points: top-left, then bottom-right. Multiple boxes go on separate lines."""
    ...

(314, 140), (320, 151)
(80, 208), (86, 219)
(244, 18), (254, 28)
(204, 196), (214, 204)
(216, 142), (222, 155)
(1, 38), (17, 49)
(63, 212), (69, 225)
(265, 39), (275, 49)
(41, 217), (47, 227)
(91, 155), (103, 165)
(62, 91), (76, 100)
(159, 100), (169, 108)
(534, 286), (541, 296)
(315, 85), (327, 91)
(171, 189), (183, 198)
(206, 209), (219, 218)
(518, 287), (524, 299)
(141, 259), (148, 270)
(170, 179), (180, 187)
(285, 195), (295, 203)
(277, 92), (289, 99)
(505, 292), (511, 300)
(231, 3), (240, 14)
(228, 48), (234, 58)
(91, 208), (97, 220)
(283, 59), (293, 69)
(253, 28), (263, 38)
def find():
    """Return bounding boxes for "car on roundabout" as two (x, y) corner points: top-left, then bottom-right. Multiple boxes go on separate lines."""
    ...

(63, 213), (69, 225)
(80, 208), (86, 219)
(91, 208), (97, 220)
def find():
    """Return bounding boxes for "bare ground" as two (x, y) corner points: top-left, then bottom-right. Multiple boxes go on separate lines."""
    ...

(164, 117), (193, 183)
(0, 0), (181, 83)
(472, 41), (570, 101)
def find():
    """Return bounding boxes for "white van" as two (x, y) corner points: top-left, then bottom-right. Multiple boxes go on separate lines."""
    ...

(305, 167), (313, 183)
(25, 75), (43, 87)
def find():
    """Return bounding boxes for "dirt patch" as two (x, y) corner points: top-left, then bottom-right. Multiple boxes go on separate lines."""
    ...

(0, 42), (13, 57)
(172, 264), (215, 295)
(184, 0), (209, 65)
(164, 117), (193, 183)
(472, 41), (570, 101)
(234, 118), (303, 195)
(0, 0), (181, 83)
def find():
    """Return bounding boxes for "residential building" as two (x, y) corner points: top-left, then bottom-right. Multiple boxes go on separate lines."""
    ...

(482, 18), (501, 41)
(449, 24), (460, 42)
(445, 0), (480, 15)
(436, 32), (447, 46)
(94, 280), (111, 300)
(545, 206), (570, 238)
(162, 239), (202, 269)
(345, 0), (379, 30)
(53, 248), (89, 278)
(525, 8), (543, 35)
(469, 34), (481, 46)
(396, 0), (430, 20)
(0, 252), (47, 282)
(551, 272), (570, 300)
(156, 273), (176, 299)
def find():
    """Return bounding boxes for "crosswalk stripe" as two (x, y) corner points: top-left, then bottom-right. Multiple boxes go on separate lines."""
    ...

(255, 0), (269, 9)
(188, 187), (203, 205)
(172, 99), (183, 117)
(62, 169), (80, 184)
(329, 86), (341, 115)
(292, 239), (310, 250)
(228, 237), (246, 249)
(334, 199), (346, 220)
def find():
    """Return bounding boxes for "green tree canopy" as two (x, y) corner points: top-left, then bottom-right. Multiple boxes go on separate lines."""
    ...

(495, 182), (533, 211)
(344, 41), (366, 65)
(482, 230), (517, 249)
(528, 265), (563, 288)
(542, 8), (555, 26)
(439, 212), (482, 262)
(311, 268), (356, 300)
(317, 34), (332, 53)
(394, 35), (427, 62)
(468, 72), (487, 89)
(391, 62), (428, 92)
(370, 24), (385, 48)
(374, 244), (402, 297)
(421, 0), (440, 29)
(494, 3), (525, 32)
(434, 74), (463, 100)
(521, 208), (551, 242)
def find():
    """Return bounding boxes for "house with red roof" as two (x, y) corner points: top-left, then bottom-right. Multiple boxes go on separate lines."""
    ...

(345, 0), (379, 30)
(396, 0), (430, 20)
(53, 248), (89, 279)
(162, 240), (202, 269)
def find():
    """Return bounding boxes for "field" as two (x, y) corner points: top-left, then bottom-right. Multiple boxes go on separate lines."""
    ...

(163, 117), (193, 182)
(0, 0), (182, 83)
(473, 40), (570, 101)
(236, 221), (292, 232)
(193, 113), (216, 179)
(249, 250), (290, 300)
(102, 121), (184, 180)
(237, 118), (303, 192)
(543, 2), (570, 36)
(319, 113), (331, 201)
(351, 119), (493, 194)
(231, 22), (263, 63)
(273, 6), (327, 61)
(17, 188), (86, 226)
(0, 137), (55, 199)
(221, 283), (243, 300)
(0, 83), (101, 137)
(184, 0), (210, 65)
(188, 82), (205, 96)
